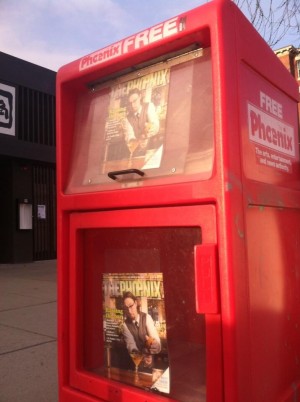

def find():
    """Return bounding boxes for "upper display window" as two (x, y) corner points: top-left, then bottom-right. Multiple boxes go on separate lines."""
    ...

(65, 48), (214, 193)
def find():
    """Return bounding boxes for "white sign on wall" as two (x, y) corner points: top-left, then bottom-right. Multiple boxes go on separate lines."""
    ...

(37, 204), (46, 219)
(0, 82), (16, 136)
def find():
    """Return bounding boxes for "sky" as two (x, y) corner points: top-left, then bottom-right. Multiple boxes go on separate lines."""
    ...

(0, 0), (298, 72)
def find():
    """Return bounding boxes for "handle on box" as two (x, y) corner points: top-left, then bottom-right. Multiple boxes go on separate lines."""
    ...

(108, 169), (145, 181)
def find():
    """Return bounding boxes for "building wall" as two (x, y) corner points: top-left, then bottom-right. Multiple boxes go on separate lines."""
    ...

(275, 46), (300, 127)
(0, 52), (56, 263)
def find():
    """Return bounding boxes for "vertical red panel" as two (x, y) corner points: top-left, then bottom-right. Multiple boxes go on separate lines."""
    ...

(194, 244), (219, 314)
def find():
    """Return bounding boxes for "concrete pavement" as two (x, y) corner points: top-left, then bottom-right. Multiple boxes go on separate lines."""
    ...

(0, 260), (58, 402)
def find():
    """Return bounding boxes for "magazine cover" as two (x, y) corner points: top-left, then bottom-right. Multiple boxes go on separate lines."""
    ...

(102, 67), (170, 173)
(102, 272), (169, 393)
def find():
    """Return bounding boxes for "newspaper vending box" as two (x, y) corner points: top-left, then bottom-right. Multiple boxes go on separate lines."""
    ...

(56, 1), (300, 401)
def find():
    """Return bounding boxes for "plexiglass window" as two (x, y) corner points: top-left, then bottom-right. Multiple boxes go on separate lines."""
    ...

(66, 48), (214, 193)
(79, 227), (206, 401)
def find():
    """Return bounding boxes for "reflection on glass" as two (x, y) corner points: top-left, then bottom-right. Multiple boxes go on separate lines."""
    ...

(83, 227), (206, 401)
(65, 48), (214, 193)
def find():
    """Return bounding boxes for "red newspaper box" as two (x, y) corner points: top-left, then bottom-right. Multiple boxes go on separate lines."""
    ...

(56, 1), (300, 401)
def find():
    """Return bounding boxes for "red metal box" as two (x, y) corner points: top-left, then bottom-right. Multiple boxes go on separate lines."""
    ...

(56, 1), (300, 401)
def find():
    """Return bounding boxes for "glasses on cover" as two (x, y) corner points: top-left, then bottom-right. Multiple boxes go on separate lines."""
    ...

(124, 301), (136, 310)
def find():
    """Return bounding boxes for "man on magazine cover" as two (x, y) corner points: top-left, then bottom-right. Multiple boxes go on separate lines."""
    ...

(122, 291), (161, 355)
(123, 88), (160, 156)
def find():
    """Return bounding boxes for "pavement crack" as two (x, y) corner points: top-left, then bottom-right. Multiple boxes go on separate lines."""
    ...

(0, 322), (56, 339)
(0, 300), (57, 313)
(0, 339), (56, 356)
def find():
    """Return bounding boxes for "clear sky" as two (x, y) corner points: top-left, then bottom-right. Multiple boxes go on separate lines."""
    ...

(0, 0), (298, 72)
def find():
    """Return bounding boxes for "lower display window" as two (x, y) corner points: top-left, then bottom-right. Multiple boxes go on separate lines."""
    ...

(78, 227), (206, 401)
